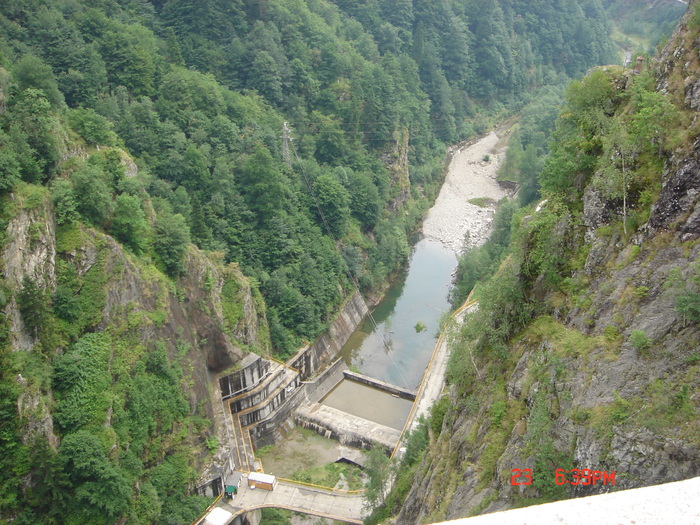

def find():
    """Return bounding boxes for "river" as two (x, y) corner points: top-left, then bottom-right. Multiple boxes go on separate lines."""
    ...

(337, 131), (509, 392)
(339, 238), (456, 390)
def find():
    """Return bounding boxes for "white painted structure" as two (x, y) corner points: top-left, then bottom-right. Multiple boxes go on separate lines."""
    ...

(247, 472), (277, 491)
(438, 476), (700, 524)
(200, 507), (233, 525)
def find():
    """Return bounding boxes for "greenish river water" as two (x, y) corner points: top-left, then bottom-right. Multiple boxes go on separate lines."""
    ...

(339, 237), (457, 391)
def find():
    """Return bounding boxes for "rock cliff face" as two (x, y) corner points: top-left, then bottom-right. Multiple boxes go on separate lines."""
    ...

(396, 4), (700, 523)
(1, 187), (270, 488)
(3, 192), (57, 352)
(384, 126), (412, 212)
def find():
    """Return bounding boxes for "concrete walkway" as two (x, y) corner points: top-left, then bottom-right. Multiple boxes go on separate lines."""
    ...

(395, 299), (478, 456)
(222, 478), (366, 524)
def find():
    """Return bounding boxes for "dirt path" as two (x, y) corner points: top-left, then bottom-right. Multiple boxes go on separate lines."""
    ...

(422, 131), (510, 254)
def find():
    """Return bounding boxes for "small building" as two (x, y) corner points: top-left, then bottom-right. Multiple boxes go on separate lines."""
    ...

(247, 472), (277, 491)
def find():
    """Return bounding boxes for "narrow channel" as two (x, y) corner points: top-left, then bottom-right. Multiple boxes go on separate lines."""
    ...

(336, 131), (509, 410)
(339, 237), (456, 390)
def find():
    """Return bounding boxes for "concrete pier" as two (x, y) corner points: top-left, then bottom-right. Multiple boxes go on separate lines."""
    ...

(295, 402), (401, 453)
(342, 370), (416, 401)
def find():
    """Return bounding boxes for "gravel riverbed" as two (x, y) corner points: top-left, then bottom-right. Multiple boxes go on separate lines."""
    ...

(422, 131), (511, 254)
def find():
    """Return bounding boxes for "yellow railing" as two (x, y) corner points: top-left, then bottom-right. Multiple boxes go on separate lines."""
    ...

(189, 493), (223, 525)
(268, 355), (300, 373)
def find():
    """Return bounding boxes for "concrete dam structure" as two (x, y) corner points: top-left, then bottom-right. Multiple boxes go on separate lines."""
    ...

(198, 289), (418, 497)
(294, 363), (416, 453)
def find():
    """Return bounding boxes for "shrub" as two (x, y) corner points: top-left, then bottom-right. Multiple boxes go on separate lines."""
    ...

(629, 330), (651, 352)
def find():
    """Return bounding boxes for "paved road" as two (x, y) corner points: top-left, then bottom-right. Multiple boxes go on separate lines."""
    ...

(221, 478), (366, 524)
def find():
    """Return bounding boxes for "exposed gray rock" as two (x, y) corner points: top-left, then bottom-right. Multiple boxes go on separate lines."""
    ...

(582, 185), (609, 237)
(2, 195), (56, 351)
(649, 137), (700, 231)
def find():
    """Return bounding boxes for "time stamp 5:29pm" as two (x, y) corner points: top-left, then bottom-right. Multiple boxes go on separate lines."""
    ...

(510, 468), (617, 486)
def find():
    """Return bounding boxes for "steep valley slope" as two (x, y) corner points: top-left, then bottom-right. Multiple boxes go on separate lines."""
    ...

(395, 3), (700, 523)
(1, 183), (271, 522)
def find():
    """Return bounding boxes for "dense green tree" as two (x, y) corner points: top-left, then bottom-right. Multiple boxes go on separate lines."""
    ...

(249, 50), (284, 105)
(66, 108), (117, 146)
(189, 196), (214, 249)
(0, 130), (21, 191)
(379, 0), (413, 33)
(238, 145), (288, 223)
(154, 211), (191, 276)
(8, 88), (60, 181)
(100, 28), (156, 97)
(540, 70), (616, 198)
(51, 179), (79, 226)
(162, 0), (246, 42)
(364, 445), (390, 511)
(53, 333), (111, 432)
(5, 125), (43, 184)
(156, 67), (226, 127)
(17, 276), (50, 338)
(347, 170), (381, 228)
(312, 111), (351, 165)
(373, 220), (409, 280)
(110, 193), (149, 254)
(518, 144), (543, 206)
(629, 90), (680, 157)
(12, 54), (64, 108)
(312, 173), (351, 236)
(181, 145), (211, 192)
(57, 45), (109, 108)
(71, 165), (112, 226)
(57, 430), (131, 521)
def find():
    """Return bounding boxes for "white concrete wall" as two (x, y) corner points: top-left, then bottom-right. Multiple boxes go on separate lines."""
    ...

(437, 476), (700, 524)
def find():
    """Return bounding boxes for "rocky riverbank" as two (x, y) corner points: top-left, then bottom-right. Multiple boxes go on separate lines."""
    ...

(422, 131), (511, 254)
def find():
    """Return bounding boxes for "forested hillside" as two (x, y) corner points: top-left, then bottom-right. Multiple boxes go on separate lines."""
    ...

(603, 0), (687, 53)
(0, 1), (622, 523)
(0, 0), (616, 355)
(389, 3), (700, 523)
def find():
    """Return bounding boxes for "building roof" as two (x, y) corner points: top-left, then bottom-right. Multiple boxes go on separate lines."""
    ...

(248, 472), (276, 484)
(201, 507), (233, 525)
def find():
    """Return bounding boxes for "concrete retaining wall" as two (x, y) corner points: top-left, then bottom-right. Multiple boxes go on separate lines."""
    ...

(238, 374), (301, 427)
(220, 355), (270, 400)
(304, 358), (348, 403)
(229, 366), (287, 413)
(289, 291), (368, 380)
(248, 387), (307, 448)
(342, 371), (417, 401)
